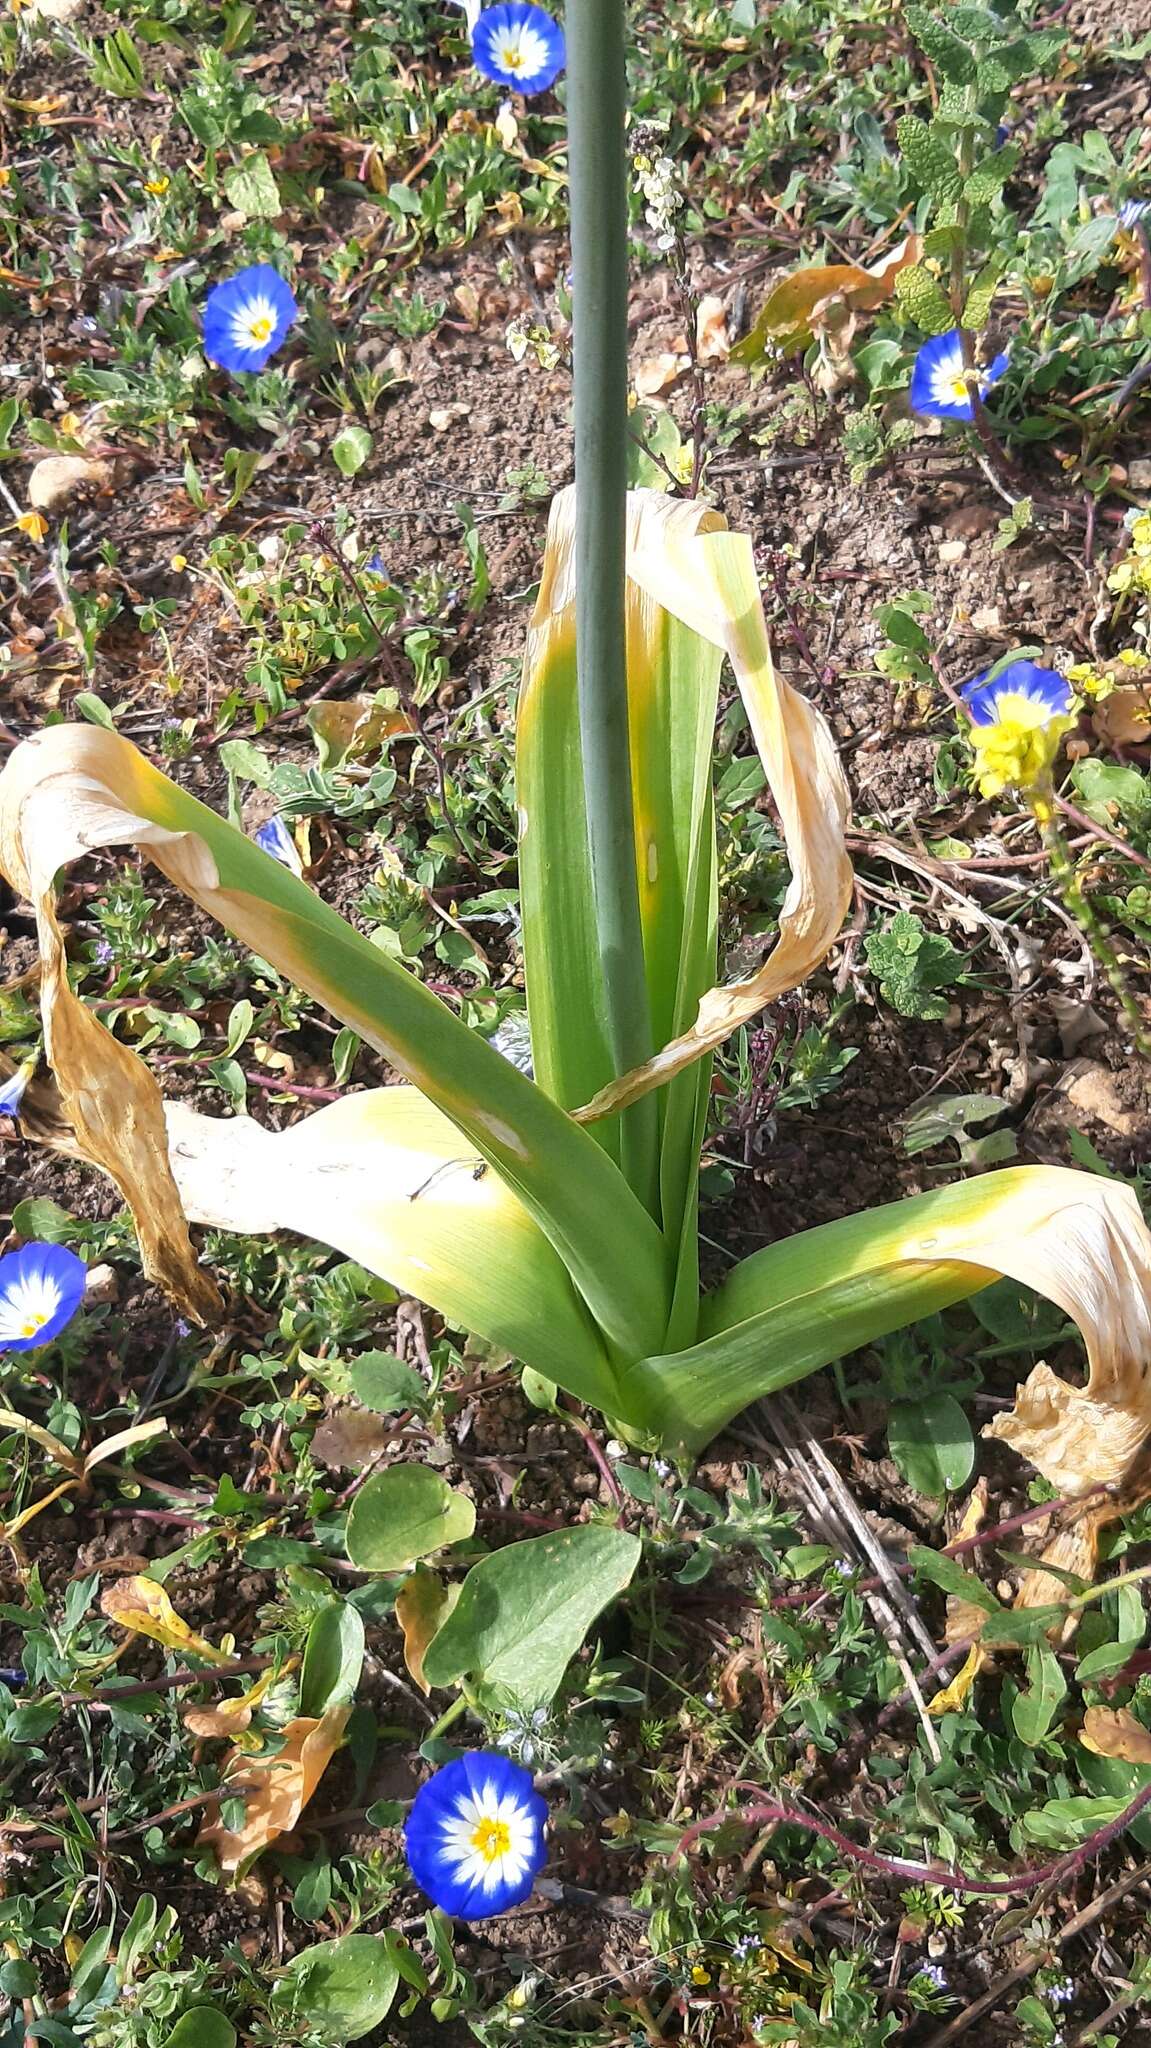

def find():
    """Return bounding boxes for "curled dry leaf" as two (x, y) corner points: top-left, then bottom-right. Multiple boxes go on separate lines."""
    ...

(732, 234), (922, 360)
(395, 1566), (459, 1696)
(978, 1172), (1151, 1495)
(634, 351), (688, 398)
(184, 1664), (279, 1739)
(928, 1482), (992, 1717)
(197, 1704), (349, 1876)
(0, 729), (224, 1326)
(1094, 685), (1151, 746)
(567, 498), (852, 1119)
(27, 456), (112, 511)
(1080, 1703), (1151, 1764)
(695, 293), (729, 363)
(100, 1575), (234, 1665)
(184, 1699), (254, 1739)
(311, 1406), (393, 1472)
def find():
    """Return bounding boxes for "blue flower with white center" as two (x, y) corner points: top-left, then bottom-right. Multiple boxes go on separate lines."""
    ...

(253, 815), (304, 878)
(472, 3), (565, 94)
(404, 1752), (547, 1919)
(0, 1062), (32, 1119)
(910, 329), (1009, 421)
(202, 265), (297, 376)
(0, 1243), (86, 1353)
(1119, 199), (1151, 230)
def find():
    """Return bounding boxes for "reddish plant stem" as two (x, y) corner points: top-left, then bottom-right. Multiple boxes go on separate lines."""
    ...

(676, 1777), (1151, 1897)
(771, 1484), (1111, 1609)
(58, 1653), (276, 1709)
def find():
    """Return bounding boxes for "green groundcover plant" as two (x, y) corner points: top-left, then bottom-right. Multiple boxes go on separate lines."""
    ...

(3, 0), (1151, 1519)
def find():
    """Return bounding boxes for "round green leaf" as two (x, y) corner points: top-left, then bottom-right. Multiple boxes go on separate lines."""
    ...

(161, 2011), (236, 2048)
(270, 1935), (399, 2041)
(349, 1352), (427, 1415)
(345, 1465), (475, 1571)
(331, 424), (373, 478)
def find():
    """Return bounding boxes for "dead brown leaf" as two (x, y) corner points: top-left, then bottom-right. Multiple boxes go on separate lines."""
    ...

(1080, 1703), (1151, 1763)
(695, 294), (729, 363)
(311, 1406), (392, 1472)
(634, 351), (688, 398)
(197, 1704), (349, 1876)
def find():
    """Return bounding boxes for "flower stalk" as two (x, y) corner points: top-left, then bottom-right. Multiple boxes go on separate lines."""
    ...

(567, 0), (658, 1213)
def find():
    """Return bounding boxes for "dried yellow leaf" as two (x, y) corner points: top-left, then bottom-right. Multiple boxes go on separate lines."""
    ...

(395, 1566), (459, 1696)
(99, 1575), (234, 1665)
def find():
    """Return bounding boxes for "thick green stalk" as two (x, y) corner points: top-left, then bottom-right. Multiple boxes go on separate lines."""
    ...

(567, 0), (659, 1214)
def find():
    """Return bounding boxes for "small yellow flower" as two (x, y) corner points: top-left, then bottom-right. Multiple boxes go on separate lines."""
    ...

(145, 175), (170, 195)
(963, 661), (1074, 802)
(15, 510), (48, 542)
(1066, 660), (1110, 699)
(169, 553), (188, 572)
(969, 709), (1074, 800)
(690, 1966), (712, 1987)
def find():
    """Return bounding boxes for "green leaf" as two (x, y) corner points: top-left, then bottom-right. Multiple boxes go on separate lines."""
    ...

(1071, 759), (1151, 836)
(11, 1197), (76, 1242)
(889, 1391), (975, 1498)
(1077, 1752), (1151, 1849)
(161, 2013), (237, 2048)
(980, 1604), (1065, 1645)
(74, 692), (116, 732)
(963, 142), (1020, 208)
(299, 1599), (365, 1715)
(906, 1543), (1000, 1612)
(1021, 1793), (1131, 1849)
(896, 116), (963, 203)
(1010, 1640), (1067, 1745)
(345, 1466), (476, 1572)
(962, 257), (1004, 330)
(270, 1935), (400, 2041)
(348, 1352), (427, 1415)
(0, 397), (20, 457)
(331, 425), (373, 478)
(11, 724), (670, 1382)
(626, 402), (684, 491)
(1076, 1640), (1141, 1683)
(221, 153), (282, 220)
(893, 263), (955, 335)
(903, 6), (977, 83)
(420, 1525), (641, 1708)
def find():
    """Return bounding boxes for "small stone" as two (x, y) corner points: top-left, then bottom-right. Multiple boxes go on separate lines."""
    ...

(83, 1263), (118, 1305)
(938, 539), (967, 565)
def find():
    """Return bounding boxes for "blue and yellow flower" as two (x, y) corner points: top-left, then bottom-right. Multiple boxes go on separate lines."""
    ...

(202, 265), (297, 375)
(0, 1243), (86, 1352)
(910, 329), (1009, 422)
(404, 1752), (547, 1919)
(472, 3), (565, 94)
(961, 658), (1074, 800)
